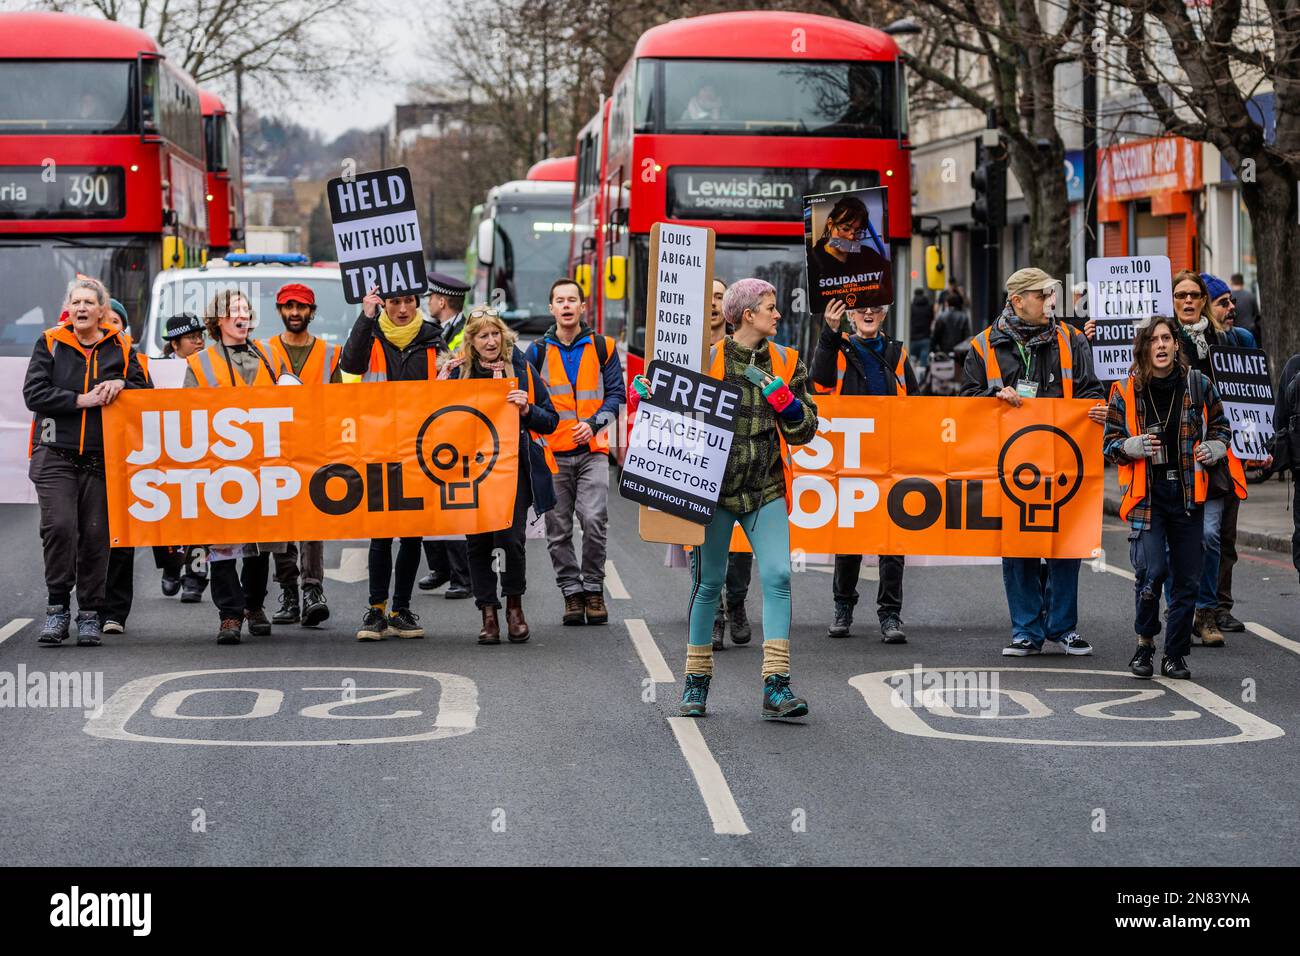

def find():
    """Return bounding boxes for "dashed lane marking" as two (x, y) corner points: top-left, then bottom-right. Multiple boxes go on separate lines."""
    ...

(0, 618), (33, 646)
(604, 560), (630, 599)
(1245, 622), (1300, 657)
(667, 717), (750, 836)
(624, 619), (674, 683)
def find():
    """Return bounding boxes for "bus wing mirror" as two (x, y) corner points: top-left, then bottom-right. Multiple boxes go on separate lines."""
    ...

(575, 264), (592, 298)
(604, 255), (627, 301)
(477, 218), (495, 265)
(925, 244), (946, 290)
(609, 207), (628, 227)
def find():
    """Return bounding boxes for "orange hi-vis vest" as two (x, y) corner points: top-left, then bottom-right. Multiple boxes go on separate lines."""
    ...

(522, 363), (558, 474)
(266, 334), (341, 385)
(970, 323), (1076, 398)
(708, 339), (799, 513)
(541, 334), (617, 453)
(815, 333), (909, 395)
(1115, 373), (1246, 522)
(361, 339), (440, 382)
(187, 340), (284, 387)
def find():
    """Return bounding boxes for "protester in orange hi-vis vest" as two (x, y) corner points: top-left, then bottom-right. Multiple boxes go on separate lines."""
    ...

(264, 282), (341, 632)
(443, 306), (558, 645)
(525, 278), (625, 628)
(24, 276), (149, 649)
(183, 289), (291, 646)
(632, 277), (818, 721)
(1103, 316), (1232, 681)
(961, 267), (1109, 659)
(811, 296), (918, 645)
(339, 284), (447, 642)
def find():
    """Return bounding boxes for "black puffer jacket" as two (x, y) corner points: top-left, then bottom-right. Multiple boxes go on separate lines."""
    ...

(339, 311), (446, 381)
(24, 324), (151, 455)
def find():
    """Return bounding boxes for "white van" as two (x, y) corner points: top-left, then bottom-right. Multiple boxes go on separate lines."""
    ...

(142, 259), (355, 359)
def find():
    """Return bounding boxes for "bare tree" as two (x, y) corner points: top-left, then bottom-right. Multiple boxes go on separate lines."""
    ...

(1097, 0), (1299, 371)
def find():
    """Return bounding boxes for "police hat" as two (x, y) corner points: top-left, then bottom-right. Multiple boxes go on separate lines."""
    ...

(163, 312), (204, 340)
(427, 271), (470, 298)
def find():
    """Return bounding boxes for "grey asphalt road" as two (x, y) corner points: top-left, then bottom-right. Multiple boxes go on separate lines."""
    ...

(0, 478), (1297, 867)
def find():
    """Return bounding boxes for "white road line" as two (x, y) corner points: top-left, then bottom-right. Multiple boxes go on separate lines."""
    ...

(604, 560), (630, 599)
(1093, 562), (1136, 581)
(0, 618), (32, 645)
(667, 717), (750, 836)
(624, 619), (674, 683)
(1245, 622), (1300, 657)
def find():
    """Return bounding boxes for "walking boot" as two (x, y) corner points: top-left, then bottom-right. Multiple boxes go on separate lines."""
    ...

(301, 584), (330, 627)
(827, 600), (853, 638)
(506, 594), (530, 643)
(583, 591), (608, 625)
(712, 607), (726, 650)
(272, 585), (300, 625)
(562, 592), (586, 626)
(727, 601), (752, 644)
(479, 605), (502, 645)
(1195, 608), (1225, 647)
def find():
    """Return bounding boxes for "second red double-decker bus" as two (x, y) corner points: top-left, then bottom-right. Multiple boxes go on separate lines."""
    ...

(201, 89), (244, 258)
(0, 11), (207, 350)
(571, 11), (912, 392)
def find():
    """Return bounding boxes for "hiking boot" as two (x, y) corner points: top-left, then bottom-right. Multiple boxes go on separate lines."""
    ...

(712, 609), (726, 651)
(245, 607), (272, 637)
(1002, 638), (1041, 656)
(827, 601), (853, 638)
(506, 594), (530, 642)
(301, 584), (329, 628)
(562, 593), (586, 626)
(880, 614), (907, 644)
(180, 580), (204, 603)
(272, 585), (299, 625)
(1216, 610), (1245, 633)
(217, 617), (243, 645)
(727, 602), (752, 644)
(584, 591), (608, 625)
(680, 674), (711, 717)
(100, 619), (125, 635)
(1194, 608), (1224, 647)
(387, 607), (424, 639)
(160, 574), (181, 597)
(444, 585), (471, 600)
(1129, 643), (1156, 678)
(38, 605), (70, 645)
(762, 674), (809, 720)
(357, 606), (387, 641)
(75, 611), (102, 647)
(478, 605), (501, 645)
(1161, 655), (1191, 680)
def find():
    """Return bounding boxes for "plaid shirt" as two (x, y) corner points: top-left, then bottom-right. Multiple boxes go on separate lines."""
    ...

(716, 337), (819, 515)
(1102, 369), (1232, 529)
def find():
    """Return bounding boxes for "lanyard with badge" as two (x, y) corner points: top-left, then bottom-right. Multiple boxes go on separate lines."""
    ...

(1014, 341), (1038, 399)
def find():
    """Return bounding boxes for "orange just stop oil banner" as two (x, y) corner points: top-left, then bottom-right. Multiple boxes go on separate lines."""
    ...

(778, 395), (1104, 559)
(101, 379), (521, 547)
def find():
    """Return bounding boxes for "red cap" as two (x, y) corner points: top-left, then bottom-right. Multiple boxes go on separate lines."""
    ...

(276, 283), (315, 306)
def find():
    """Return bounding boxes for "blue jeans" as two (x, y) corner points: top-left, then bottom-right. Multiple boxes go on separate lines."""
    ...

(1001, 557), (1081, 646)
(1196, 496), (1226, 609)
(1131, 480), (1202, 658)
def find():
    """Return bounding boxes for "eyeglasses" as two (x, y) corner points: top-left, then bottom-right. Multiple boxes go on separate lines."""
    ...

(1173, 291), (1204, 301)
(852, 307), (888, 317)
(466, 306), (502, 319)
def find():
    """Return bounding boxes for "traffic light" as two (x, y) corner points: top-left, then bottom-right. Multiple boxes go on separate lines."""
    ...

(970, 139), (1007, 232)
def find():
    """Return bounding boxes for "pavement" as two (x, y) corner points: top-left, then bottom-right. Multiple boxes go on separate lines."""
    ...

(1103, 466), (1297, 557)
(1, 474), (1299, 866)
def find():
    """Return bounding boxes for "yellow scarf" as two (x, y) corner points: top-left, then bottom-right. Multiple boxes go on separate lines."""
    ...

(379, 309), (425, 350)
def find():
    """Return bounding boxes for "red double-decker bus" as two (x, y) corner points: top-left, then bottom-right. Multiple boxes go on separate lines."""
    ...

(0, 11), (207, 352)
(201, 89), (244, 257)
(571, 11), (911, 385)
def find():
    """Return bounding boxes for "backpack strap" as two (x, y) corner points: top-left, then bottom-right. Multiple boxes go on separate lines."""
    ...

(594, 334), (608, 368)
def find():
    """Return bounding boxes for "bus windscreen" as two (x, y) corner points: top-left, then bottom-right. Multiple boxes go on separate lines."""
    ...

(0, 61), (133, 134)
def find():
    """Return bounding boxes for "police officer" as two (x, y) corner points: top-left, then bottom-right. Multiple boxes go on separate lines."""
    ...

(418, 272), (473, 599)
(264, 282), (341, 628)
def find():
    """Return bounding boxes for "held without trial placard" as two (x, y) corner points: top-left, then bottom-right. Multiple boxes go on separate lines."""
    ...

(620, 361), (740, 524)
(327, 166), (428, 304)
(1208, 346), (1273, 459)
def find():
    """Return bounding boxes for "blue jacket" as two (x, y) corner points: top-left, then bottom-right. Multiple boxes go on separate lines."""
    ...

(449, 346), (559, 515)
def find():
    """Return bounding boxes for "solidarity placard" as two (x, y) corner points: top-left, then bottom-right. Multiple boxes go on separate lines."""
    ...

(1089, 318), (1136, 382)
(648, 223), (711, 368)
(327, 166), (428, 303)
(1208, 346), (1273, 460)
(620, 361), (741, 524)
(101, 379), (520, 546)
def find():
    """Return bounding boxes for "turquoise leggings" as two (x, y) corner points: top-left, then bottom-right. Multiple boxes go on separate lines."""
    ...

(689, 498), (791, 646)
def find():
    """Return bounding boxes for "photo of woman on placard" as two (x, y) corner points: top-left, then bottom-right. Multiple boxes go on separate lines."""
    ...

(805, 189), (893, 314)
